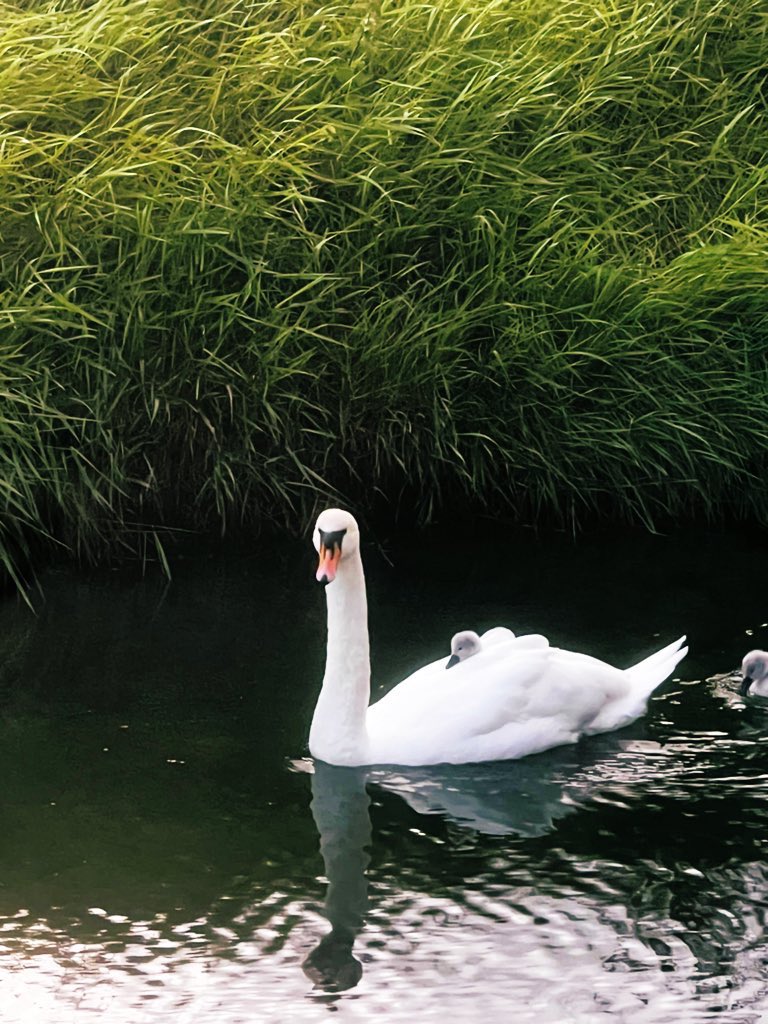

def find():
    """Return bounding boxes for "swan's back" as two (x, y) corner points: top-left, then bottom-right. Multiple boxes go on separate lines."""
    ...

(367, 644), (553, 763)
(365, 635), (687, 766)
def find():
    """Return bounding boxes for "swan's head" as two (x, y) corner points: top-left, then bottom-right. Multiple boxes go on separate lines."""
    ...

(740, 649), (768, 696)
(313, 508), (360, 585)
(446, 630), (482, 669)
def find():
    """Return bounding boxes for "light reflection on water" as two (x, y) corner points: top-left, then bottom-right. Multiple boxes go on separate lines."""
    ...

(0, 526), (768, 1021)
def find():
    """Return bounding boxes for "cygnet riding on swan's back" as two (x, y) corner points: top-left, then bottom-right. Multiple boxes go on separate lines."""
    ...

(310, 508), (688, 767)
(447, 631), (483, 668)
(740, 650), (768, 696)
(446, 628), (519, 668)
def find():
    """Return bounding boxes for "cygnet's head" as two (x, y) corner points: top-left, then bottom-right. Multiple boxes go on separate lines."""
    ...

(446, 630), (482, 669)
(740, 649), (768, 697)
(312, 508), (360, 585)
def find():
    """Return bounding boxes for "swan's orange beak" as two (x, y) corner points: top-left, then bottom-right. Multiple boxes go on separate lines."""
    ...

(316, 543), (341, 585)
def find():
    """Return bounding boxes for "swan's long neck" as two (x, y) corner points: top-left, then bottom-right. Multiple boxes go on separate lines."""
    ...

(309, 552), (371, 766)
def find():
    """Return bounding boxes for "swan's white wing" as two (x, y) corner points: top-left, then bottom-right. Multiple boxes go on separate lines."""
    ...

(480, 626), (516, 645)
(366, 644), (633, 766)
(363, 632), (685, 766)
(368, 647), (593, 761)
(507, 633), (549, 650)
(367, 648), (555, 764)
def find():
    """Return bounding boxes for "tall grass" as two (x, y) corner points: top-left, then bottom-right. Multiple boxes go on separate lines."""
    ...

(1, 0), (767, 587)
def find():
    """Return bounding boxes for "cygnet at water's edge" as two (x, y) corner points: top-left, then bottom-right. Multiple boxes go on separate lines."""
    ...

(740, 650), (768, 696)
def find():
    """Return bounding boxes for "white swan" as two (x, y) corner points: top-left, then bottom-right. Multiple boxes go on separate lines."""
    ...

(740, 650), (768, 696)
(309, 508), (688, 767)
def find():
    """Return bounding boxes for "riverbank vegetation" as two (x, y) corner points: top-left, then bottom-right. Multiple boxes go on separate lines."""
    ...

(1, 0), (767, 589)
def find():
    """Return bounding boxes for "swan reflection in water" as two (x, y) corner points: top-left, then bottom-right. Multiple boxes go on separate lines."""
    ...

(302, 763), (371, 992)
(300, 729), (700, 994)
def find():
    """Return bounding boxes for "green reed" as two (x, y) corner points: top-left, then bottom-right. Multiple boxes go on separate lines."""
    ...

(1, 0), (767, 590)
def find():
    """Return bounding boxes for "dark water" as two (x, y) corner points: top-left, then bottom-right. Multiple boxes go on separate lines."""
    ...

(1, 524), (768, 1023)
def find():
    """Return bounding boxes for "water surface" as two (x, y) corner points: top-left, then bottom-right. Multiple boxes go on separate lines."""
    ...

(1, 524), (767, 1022)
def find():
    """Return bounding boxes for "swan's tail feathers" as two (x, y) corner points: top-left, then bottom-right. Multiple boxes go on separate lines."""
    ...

(585, 635), (688, 737)
(624, 635), (688, 696)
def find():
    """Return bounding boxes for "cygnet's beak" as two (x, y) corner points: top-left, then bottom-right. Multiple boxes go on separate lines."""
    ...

(446, 654), (460, 669)
(316, 543), (341, 585)
(740, 675), (754, 697)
